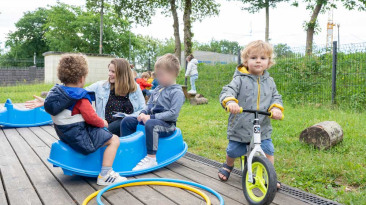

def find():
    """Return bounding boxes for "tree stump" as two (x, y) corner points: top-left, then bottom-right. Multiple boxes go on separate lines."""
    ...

(189, 94), (208, 105)
(299, 121), (343, 149)
(181, 85), (189, 100)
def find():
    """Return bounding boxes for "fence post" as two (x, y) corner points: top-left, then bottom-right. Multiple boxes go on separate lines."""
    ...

(237, 49), (241, 65)
(332, 41), (337, 104)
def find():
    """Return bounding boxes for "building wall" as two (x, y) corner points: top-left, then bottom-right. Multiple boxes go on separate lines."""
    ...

(0, 67), (44, 85)
(43, 52), (116, 84)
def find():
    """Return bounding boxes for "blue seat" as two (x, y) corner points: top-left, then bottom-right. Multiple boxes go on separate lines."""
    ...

(0, 99), (52, 128)
(48, 125), (188, 177)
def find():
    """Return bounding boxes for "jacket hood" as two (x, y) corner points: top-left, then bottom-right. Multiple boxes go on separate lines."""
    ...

(44, 85), (94, 116)
(234, 64), (270, 79)
(190, 59), (198, 65)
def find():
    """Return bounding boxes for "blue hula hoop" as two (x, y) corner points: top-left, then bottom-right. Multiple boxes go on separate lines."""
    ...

(96, 178), (225, 205)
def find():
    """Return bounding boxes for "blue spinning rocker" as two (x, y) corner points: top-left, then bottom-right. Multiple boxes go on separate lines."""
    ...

(48, 124), (188, 177)
(0, 99), (52, 128)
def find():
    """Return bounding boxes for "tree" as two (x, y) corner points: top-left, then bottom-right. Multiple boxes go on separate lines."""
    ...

(183, 0), (220, 60)
(273, 43), (293, 57)
(194, 39), (241, 55)
(5, 8), (50, 60)
(113, 0), (220, 67)
(234, 0), (289, 42)
(169, 0), (181, 62)
(44, 3), (133, 57)
(301, 0), (366, 55)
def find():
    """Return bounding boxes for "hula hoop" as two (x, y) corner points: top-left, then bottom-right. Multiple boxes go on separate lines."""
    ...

(94, 178), (225, 205)
(82, 181), (211, 205)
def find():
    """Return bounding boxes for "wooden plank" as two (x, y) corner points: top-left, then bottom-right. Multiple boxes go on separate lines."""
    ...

(0, 129), (42, 205)
(40, 125), (58, 140)
(178, 157), (309, 205)
(167, 162), (246, 203)
(28, 127), (143, 205)
(153, 167), (242, 205)
(3, 128), (76, 204)
(83, 177), (144, 205)
(0, 168), (9, 205)
(37, 126), (175, 204)
(24, 127), (135, 205)
(117, 175), (177, 205)
(134, 172), (205, 205)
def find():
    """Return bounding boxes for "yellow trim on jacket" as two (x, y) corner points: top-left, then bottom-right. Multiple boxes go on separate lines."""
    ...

(222, 97), (238, 107)
(268, 103), (284, 112)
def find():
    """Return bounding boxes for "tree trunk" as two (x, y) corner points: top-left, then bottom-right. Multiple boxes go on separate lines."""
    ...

(300, 121), (343, 149)
(305, 2), (323, 55)
(183, 0), (192, 86)
(99, 0), (104, 54)
(265, 0), (269, 42)
(169, 0), (181, 64)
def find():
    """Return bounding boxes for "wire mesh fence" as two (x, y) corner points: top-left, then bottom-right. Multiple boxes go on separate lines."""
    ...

(178, 42), (366, 111)
(0, 58), (44, 68)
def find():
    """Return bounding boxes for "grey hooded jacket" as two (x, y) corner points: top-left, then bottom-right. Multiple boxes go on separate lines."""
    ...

(141, 84), (185, 124)
(219, 65), (283, 143)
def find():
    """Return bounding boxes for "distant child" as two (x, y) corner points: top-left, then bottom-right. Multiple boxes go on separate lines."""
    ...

(185, 54), (199, 94)
(146, 71), (154, 90)
(136, 72), (152, 96)
(44, 54), (126, 186)
(151, 72), (159, 90)
(218, 40), (283, 189)
(121, 54), (185, 171)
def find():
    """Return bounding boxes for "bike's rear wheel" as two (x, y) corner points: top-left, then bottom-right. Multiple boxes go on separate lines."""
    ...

(242, 156), (277, 205)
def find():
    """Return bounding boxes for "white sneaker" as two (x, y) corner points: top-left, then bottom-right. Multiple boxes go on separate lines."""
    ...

(97, 170), (127, 186)
(132, 156), (158, 171)
(188, 90), (197, 94)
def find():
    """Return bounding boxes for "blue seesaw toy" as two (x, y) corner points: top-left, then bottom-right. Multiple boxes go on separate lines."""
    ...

(48, 124), (188, 177)
(0, 99), (53, 128)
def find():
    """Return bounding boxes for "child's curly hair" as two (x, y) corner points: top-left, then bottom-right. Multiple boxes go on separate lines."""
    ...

(57, 54), (88, 84)
(241, 40), (275, 69)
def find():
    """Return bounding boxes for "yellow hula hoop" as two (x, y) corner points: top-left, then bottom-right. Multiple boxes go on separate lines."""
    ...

(82, 181), (211, 205)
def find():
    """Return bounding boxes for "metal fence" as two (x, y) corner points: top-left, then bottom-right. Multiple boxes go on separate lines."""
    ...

(0, 58), (44, 68)
(269, 42), (366, 110)
(178, 41), (366, 110)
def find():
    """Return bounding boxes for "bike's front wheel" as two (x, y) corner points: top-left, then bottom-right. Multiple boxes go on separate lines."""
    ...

(242, 156), (277, 205)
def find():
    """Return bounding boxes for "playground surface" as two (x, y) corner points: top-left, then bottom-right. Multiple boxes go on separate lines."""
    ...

(0, 104), (341, 205)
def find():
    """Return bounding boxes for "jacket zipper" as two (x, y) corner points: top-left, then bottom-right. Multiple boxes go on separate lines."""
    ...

(257, 77), (260, 110)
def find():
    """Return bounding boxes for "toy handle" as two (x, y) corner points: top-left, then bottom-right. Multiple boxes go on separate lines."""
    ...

(225, 106), (284, 120)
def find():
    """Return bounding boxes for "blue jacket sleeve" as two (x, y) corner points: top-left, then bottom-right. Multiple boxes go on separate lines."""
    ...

(151, 91), (185, 122)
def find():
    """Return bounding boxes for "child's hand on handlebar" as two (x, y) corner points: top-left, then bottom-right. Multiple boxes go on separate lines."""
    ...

(270, 107), (282, 120)
(227, 102), (241, 114)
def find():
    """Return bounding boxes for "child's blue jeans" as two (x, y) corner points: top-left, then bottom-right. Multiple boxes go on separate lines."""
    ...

(121, 117), (176, 155)
(190, 74), (198, 91)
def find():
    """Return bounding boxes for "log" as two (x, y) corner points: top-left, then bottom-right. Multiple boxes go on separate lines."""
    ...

(189, 94), (208, 105)
(299, 121), (343, 149)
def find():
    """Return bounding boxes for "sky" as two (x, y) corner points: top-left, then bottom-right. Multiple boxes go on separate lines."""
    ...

(0, 0), (365, 52)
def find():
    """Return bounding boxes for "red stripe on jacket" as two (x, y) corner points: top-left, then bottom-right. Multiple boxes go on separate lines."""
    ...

(72, 99), (105, 128)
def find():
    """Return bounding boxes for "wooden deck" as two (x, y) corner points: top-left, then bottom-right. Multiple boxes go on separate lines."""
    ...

(0, 125), (321, 205)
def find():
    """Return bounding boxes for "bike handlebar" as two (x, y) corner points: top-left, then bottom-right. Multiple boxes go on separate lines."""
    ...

(225, 106), (284, 120)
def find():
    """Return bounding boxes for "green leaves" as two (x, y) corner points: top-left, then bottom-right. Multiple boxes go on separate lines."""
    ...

(193, 39), (241, 55)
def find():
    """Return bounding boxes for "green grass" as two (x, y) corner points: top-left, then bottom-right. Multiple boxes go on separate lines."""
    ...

(0, 84), (54, 103)
(2, 82), (366, 204)
(177, 100), (366, 204)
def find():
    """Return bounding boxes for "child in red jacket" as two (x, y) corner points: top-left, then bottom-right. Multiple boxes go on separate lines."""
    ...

(44, 54), (126, 186)
(136, 72), (152, 97)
